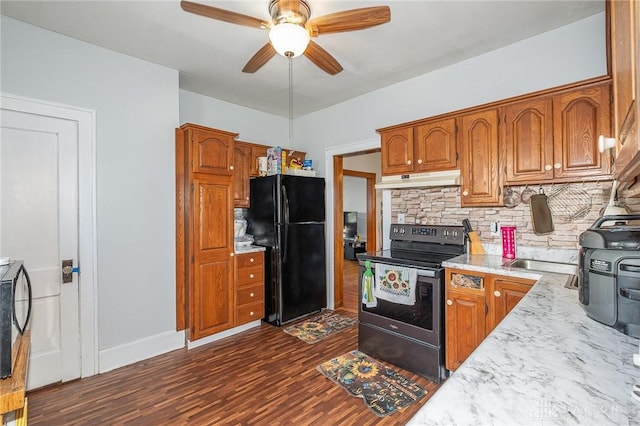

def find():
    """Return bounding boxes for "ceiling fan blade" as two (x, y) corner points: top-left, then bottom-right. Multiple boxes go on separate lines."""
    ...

(307, 6), (390, 36)
(304, 40), (343, 75)
(242, 43), (277, 73)
(181, 1), (270, 29)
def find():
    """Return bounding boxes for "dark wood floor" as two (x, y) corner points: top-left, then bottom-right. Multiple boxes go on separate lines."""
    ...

(26, 261), (438, 425)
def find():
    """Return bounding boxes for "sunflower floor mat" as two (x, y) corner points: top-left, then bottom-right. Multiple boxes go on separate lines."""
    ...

(316, 350), (427, 417)
(283, 310), (356, 344)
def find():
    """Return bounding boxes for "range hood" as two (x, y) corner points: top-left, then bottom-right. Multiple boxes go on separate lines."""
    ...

(375, 170), (461, 189)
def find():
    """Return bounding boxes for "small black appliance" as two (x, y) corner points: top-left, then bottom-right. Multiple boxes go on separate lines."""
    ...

(579, 214), (640, 338)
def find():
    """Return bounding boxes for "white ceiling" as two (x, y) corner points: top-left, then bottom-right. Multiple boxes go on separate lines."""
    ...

(0, 0), (605, 118)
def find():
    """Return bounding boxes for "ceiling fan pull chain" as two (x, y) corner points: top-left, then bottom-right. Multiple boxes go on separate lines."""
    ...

(288, 54), (294, 145)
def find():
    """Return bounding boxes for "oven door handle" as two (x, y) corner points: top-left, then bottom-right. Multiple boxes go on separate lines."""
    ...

(621, 288), (640, 301)
(416, 270), (436, 278)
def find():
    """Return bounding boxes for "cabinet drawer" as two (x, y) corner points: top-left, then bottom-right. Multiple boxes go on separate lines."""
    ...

(236, 302), (264, 324)
(237, 285), (264, 306)
(236, 252), (264, 268)
(237, 265), (263, 286)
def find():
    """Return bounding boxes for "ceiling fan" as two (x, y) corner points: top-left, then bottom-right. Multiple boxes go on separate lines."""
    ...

(180, 0), (391, 75)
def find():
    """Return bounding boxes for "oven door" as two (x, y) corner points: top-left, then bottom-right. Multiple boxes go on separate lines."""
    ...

(359, 261), (442, 347)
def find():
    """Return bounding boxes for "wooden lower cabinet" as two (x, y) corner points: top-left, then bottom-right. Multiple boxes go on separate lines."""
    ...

(445, 289), (486, 371)
(235, 251), (265, 326)
(486, 275), (535, 334)
(445, 267), (535, 371)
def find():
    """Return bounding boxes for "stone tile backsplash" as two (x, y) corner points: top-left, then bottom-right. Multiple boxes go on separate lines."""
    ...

(391, 181), (640, 250)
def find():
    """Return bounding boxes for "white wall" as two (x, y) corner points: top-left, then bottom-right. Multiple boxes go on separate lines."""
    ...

(180, 90), (287, 145)
(1, 17), (181, 368)
(297, 12), (607, 175)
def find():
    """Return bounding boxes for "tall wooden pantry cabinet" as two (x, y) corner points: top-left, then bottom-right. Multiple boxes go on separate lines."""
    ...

(175, 123), (238, 341)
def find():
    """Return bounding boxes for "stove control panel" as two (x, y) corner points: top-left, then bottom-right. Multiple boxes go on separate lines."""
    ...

(390, 224), (466, 245)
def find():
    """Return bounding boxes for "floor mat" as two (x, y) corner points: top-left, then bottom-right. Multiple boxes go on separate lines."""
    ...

(316, 350), (426, 417)
(283, 310), (356, 344)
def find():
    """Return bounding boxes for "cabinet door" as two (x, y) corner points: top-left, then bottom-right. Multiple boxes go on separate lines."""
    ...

(552, 83), (612, 180)
(611, 0), (640, 184)
(611, 0), (636, 142)
(445, 289), (486, 371)
(503, 98), (554, 183)
(190, 175), (234, 339)
(414, 118), (458, 172)
(460, 109), (501, 206)
(381, 127), (414, 175)
(486, 276), (534, 334)
(188, 126), (236, 176)
(233, 142), (252, 207)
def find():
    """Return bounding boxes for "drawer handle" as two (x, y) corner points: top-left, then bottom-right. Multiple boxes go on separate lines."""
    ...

(494, 290), (501, 297)
(250, 292), (254, 297)
(249, 311), (254, 316)
(250, 257), (255, 263)
(249, 273), (255, 279)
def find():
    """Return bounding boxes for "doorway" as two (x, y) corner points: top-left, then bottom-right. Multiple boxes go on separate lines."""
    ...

(331, 150), (380, 311)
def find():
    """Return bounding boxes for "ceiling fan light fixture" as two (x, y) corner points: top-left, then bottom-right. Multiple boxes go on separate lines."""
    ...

(269, 23), (310, 58)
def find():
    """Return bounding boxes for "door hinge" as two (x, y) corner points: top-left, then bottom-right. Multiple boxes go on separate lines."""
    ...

(485, 303), (489, 315)
(455, 152), (459, 161)
(191, 183), (194, 193)
(191, 255), (195, 263)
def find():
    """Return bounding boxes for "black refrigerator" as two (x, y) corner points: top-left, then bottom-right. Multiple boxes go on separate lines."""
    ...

(246, 174), (326, 326)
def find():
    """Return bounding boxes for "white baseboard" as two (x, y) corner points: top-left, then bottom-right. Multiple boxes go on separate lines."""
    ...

(187, 321), (261, 350)
(98, 329), (185, 374)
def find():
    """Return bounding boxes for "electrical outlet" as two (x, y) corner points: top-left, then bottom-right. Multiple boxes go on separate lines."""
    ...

(398, 213), (405, 224)
(491, 222), (499, 235)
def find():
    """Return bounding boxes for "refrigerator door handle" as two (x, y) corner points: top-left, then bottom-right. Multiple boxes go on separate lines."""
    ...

(282, 184), (290, 224)
(282, 225), (288, 264)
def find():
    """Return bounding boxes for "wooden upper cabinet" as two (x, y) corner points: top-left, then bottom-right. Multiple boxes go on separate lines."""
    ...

(611, 0), (640, 185)
(460, 109), (501, 206)
(552, 83), (612, 179)
(611, 0), (636, 140)
(181, 123), (237, 176)
(414, 118), (458, 172)
(381, 127), (414, 175)
(502, 97), (554, 183)
(234, 142), (252, 207)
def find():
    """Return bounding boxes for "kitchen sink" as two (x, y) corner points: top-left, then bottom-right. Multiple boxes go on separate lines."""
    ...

(505, 258), (578, 276)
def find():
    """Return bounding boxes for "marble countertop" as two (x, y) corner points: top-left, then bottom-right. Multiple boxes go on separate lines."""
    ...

(234, 245), (266, 254)
(408, 254), (640, 426)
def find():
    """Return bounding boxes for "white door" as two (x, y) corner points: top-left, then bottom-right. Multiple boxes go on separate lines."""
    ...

(0, 108), (81, 389)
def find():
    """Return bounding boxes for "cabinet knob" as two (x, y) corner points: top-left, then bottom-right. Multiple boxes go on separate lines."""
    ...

(250, 292), (254, 297)
(462, 190), (469, 197)
(407, 160), (412, 165)
(250, 257), (255, 263)
(545, 164), (552, 171)
(417, 159), (423, 164)
(554, 163), (561, 169)
(229, 165), (234, 171)
(230, 253), (234, 257)
(446, 300), (453, 306)
(494, 290), (501, 297)
(249, 273), (255, 279)
(249, 311), (254, 316)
